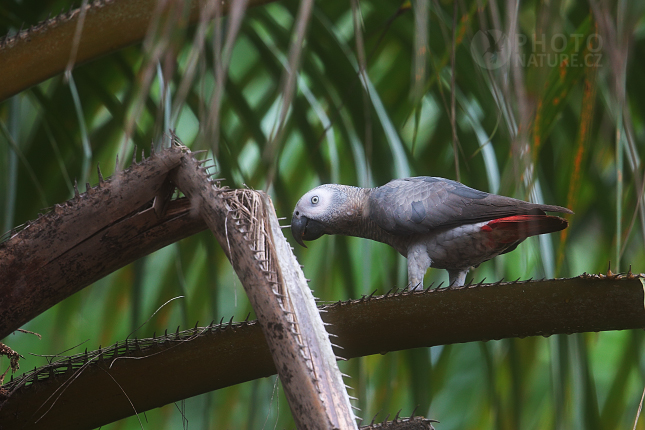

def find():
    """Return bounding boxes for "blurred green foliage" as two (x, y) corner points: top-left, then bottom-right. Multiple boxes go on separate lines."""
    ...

(1, 0), (645, 428)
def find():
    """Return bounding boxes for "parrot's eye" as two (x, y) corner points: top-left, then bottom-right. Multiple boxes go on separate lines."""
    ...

(311, 196), (319, 204)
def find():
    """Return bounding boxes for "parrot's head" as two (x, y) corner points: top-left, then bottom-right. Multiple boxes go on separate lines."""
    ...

(291, 184), (352, 247)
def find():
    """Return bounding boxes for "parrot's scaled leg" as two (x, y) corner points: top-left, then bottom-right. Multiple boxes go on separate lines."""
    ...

(448, 269), (468, 287)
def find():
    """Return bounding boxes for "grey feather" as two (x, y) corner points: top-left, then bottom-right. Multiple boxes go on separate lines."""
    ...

(368, 177), (572, 235)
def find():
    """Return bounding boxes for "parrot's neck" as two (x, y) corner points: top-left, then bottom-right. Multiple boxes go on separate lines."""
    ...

(352, 216), (409, 256)
(329, 186), (408, 256)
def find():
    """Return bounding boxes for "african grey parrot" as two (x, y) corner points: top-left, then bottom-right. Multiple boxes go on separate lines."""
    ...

(291, 177), (572, 287)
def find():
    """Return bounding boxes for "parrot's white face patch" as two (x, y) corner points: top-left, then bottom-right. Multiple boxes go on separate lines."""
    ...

(295, 186), (336, 219)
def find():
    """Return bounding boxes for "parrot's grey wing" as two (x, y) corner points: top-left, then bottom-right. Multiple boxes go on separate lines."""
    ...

(368, 177), (572, 234)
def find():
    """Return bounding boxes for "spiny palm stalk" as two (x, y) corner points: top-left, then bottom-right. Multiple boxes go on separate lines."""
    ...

(0, 0), (644, 429)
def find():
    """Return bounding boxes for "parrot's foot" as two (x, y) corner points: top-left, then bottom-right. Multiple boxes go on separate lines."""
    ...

(408, 278), (424, 291)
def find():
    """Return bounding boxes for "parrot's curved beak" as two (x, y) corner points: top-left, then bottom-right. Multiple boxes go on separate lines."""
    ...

(291, 215), (325, 247)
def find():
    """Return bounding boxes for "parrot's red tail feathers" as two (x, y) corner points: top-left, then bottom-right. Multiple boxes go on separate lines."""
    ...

(482, 215), (569, 243)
